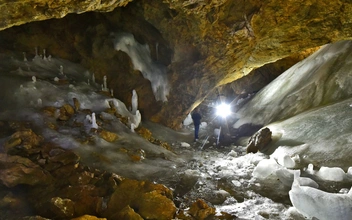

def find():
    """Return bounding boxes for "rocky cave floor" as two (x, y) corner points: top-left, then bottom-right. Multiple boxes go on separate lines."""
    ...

(0, 85), (315, 220)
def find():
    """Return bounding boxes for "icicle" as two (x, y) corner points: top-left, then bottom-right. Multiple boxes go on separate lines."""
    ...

(131, 89), (138, 115)
(48, 55), (52, 61)
(32, 76), (37, 83)
(87, 79), (90, 85)
(92, 73), (95, 83)
(110, 89), (114, 97)
(156, 42), (159, 61)
(23, 52), (27, 62)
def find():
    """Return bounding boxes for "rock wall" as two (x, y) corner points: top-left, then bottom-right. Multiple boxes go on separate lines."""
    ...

(0, 0), (351, 128)
(0, 0), (132, 31)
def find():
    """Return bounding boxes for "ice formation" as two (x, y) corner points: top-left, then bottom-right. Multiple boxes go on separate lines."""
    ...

(113, 32), (169, 102)
(234, 40), (352, 128)
(182, 113), (193, 126)
(252, 158), (281, 179)
(289, 171), (352, 220)
(102, 75), (108, 92)
(131, 89), (138, 115)
(277, 154), (295, 168)
(91, 113), (98, 129)
(316, 166), (346, 182)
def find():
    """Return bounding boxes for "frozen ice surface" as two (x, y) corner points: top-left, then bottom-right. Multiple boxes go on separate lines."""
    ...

(290, 172), (352, 220)
(252, 158), (281, 179)
(234, 40), (352, 128)
(277, 154), (296, 168)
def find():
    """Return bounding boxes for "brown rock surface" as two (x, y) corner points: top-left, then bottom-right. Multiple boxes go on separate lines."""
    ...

(0, 0), (133, 31)
(246, 127), (272, 153)
(188, 199), (216, 220)
(105, 179), (176, 219)
(71, 215), (107, 220)
(0, 153), (53, 187)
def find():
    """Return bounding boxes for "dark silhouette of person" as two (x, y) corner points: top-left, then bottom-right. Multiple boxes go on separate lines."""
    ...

(191, 109), (202, 141)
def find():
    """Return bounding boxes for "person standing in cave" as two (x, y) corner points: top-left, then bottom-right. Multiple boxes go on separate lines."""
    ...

(191, 108), (202, 142)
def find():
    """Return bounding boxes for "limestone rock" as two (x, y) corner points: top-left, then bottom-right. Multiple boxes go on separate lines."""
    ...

(48, 197), (75, 219)
(98, 129), (118, 142)
(105, 179), (176, 219)
(0, 0), (133, 31)
(0, 153), (52, 187)
(111, 206), (143, 220)
(42, 106), (57, 117)
(188, 199), (216, 220)
(4, 129), (43, 153)
(71, 215), (107, 220)
(73, 97), (81, 112)
(58, 104), (75, 121)
(246, 127), (272, 154)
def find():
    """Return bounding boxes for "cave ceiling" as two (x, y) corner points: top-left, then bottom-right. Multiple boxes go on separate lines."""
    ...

(0, 0), (351, 129)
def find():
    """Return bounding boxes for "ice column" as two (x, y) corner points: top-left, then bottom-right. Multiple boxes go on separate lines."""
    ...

(91, 113), (98, 129)
(43, 49), (47, 60)
(102, 75), (108, 92)
(131, 123), (136, 133)
(131, 89), (138, 115)
(113, 32), (169, 102)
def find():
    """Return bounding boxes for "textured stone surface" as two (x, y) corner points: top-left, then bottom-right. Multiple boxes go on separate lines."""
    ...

(105, 179), (176, 219)
(0, 129), (179, 219)
(0, 0), (132, 31)
(246, 127), (272, 154)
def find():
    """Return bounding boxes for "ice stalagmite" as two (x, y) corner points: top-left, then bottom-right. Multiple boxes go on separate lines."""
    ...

(131, 89), (138, 115)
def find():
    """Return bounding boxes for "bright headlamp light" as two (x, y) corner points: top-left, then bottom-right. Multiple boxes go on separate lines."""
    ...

(216, 103), (231, 118)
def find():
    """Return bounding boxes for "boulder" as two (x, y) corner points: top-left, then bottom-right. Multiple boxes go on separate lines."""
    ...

(58, 104), (75, 121)
(0, 154), (52, 187)
(98, 129), (118, 142)
(4, 129), (43, 153)
(246, 127), (272, 153)
(104, 179), (176, 219)
(188, 199), (216, 220)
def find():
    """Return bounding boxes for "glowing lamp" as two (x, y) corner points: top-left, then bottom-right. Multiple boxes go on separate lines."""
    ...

(216, 103), (231, 118)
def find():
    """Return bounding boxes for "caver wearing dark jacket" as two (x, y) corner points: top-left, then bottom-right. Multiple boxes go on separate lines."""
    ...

(191, 109), (202, 141)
